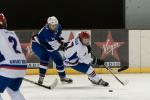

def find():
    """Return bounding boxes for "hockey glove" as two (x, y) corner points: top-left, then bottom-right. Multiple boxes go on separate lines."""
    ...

(92, 58), (105, 65)
(87, 45), (91, 53)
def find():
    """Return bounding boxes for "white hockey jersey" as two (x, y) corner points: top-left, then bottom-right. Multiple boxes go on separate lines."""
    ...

(64, 37), (93, 66)
(0, 29), (27, 78)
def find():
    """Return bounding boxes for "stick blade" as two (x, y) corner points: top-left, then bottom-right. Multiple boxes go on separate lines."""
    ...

(122, 80), (129, 86)
(50, 78), (58, 89)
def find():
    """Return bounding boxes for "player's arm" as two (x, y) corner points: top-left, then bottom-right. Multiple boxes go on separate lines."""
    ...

(76, 43), (93, 64)
(56, 24), (63, 43)
(78, 52), (93, 65)
(92, 57), (105, 65)
(86, 45), (104, 65)
(87, 45), (91, 53)
(37, 28), (55, 50)
(56, 24), (69, 49)
(0, 43), (5, 62)
(0, 35), (5, 62)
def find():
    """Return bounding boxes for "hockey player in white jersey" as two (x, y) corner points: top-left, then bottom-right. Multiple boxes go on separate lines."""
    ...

(64, 31), (109, 86)
(0, 13), (27, 100)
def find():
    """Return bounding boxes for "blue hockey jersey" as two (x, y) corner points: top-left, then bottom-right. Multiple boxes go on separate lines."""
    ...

(33, 24), (63, 51)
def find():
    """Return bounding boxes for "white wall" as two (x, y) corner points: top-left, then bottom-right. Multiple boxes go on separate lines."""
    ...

(129, 30), (150, 67)
(129, 30), (141, 67)
(141, 30), (150, 67)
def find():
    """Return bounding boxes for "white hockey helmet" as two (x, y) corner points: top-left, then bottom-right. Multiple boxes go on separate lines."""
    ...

(47, 16), (58, 25)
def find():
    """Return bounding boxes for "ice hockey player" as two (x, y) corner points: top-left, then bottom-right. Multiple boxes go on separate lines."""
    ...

(0, 13), (26, 100)
(31, 16), (72, 84)
(64, 31), (109, 86)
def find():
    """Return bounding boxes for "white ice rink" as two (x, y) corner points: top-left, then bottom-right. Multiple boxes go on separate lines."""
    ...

(2, 74), (150, 100)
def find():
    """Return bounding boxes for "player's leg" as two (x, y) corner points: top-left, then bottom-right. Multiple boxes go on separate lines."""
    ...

(71, 63), (109, 86)
(0, 76), (11, 93)
(87, 66), (109, 86)
(50, 51), (73, 83)
(7, 78), (25, 100)
(31, 42), (49, 84)
(0, 76), (15, 100)
(38, 61), (49, 84)
(0, 94), (3, 100)
(7, 88), (25, 100)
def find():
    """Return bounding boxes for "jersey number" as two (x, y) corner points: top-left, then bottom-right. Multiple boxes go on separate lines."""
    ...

(0, 51), (5, 62)
(8, 36), (21, 53)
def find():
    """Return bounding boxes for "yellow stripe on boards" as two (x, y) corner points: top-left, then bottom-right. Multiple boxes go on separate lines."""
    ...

(26, 67), (150, 75)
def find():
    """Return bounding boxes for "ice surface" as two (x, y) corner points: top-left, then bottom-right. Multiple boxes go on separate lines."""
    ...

(2, 74), (150, 100)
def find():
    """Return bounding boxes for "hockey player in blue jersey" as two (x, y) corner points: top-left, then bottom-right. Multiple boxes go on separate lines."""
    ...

(31, 16), (72, 84)
(0, 13), (27, 100)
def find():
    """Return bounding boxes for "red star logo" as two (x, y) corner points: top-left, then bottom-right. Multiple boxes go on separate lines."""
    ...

(94, 32), (125, 61)
(68, 32), (75, 41)
(21, 32), (34, 59)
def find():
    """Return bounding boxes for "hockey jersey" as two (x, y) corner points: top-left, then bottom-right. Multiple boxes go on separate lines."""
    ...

(32, 24), (63, 52)
(64, 37), (93, 66)
(0, 29), (27, 78)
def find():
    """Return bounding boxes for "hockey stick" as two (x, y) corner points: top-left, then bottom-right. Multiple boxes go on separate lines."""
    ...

(23, 78), (58, 89)
(90, 50), (128, 73)
(90, 50), (128, 86)
(103, 64), (128, 86)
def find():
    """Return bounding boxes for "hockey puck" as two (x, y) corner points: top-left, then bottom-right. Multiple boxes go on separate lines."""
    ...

(108, 90), (113, 92)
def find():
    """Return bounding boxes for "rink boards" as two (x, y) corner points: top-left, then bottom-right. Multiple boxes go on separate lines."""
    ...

(14, 29), (150, 74)
(26, 67), (150, 75)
